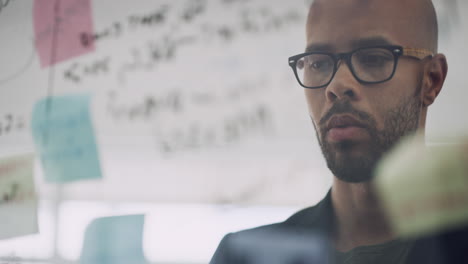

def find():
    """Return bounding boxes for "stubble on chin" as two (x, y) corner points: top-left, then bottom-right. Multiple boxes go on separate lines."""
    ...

(313, 95), (422, 183)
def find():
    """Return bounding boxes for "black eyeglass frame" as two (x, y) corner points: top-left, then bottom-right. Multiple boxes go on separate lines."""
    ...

(288, 45), (432, 89)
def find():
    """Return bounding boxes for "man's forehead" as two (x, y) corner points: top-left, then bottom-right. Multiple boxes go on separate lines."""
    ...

(306, 0), (438, 52)
(309, 0), (414, 14)
(305, 36), (395, 52)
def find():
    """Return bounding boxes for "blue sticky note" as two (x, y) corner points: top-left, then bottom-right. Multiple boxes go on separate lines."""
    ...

(31, 94), (102, 183)
(80, 214), (147, 264)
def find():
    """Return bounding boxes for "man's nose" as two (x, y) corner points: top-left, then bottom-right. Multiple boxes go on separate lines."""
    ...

(325, 60), (361, 102)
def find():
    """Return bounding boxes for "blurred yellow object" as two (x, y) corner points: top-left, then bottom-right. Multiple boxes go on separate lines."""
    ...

(374, 133), (468, 238)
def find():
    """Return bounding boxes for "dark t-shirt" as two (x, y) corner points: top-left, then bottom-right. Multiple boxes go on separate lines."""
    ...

(333, 239), (413, 264)
(210, 190), (449, 264)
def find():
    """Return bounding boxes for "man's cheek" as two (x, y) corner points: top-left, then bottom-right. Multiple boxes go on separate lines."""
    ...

(369, 103), (389, 132)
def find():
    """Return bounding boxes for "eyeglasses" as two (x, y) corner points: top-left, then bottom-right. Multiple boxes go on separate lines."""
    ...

(288, 45), (433, 89)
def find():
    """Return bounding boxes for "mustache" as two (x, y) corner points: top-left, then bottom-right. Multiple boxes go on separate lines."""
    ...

(318, 101), (375, 129)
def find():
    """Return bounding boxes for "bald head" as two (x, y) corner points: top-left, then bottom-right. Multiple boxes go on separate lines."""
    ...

(306, 0), (438, 53)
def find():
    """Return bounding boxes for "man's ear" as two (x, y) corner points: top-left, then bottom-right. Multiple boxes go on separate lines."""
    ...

(422, 54), (448, 107)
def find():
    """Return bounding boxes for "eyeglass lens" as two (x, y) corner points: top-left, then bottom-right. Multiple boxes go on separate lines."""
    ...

(295, 48), (396, 88)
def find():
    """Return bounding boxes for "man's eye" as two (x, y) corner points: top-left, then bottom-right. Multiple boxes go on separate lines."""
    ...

(309, 60), (331, 71)
(358, 54), (392, 67)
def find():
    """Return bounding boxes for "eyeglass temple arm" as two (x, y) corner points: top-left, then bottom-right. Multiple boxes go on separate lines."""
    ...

(403, 47), (434, 59)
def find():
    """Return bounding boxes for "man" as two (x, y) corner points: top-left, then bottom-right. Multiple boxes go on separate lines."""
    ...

(210, 0), (448, 263)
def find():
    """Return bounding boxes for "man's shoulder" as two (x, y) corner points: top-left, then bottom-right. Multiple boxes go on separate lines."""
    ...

(233, 196), (330, 237)
(209, 197), (332, 264)
(285, 190), (334, 231)
(231, 222), (286, 236)
(232, 191), (333, 237)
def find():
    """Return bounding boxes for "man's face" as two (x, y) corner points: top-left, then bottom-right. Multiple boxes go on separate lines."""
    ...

(305, 0), (427, 183)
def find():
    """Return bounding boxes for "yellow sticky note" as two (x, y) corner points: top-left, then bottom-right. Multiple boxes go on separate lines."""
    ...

(375, 134), (468, 238)
(0, 153), (38, 240)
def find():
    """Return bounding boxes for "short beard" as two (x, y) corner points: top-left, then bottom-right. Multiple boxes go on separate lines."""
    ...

(314, 94), (422, 183)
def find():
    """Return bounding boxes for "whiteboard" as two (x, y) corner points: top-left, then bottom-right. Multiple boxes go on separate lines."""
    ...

(0, 0), (466, 206)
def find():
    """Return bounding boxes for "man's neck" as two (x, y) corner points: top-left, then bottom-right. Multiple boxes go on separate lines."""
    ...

(331, 178), (395, 252)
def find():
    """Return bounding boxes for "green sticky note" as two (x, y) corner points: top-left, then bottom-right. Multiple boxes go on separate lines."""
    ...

(80, 214), (147, 264)
(0, 153), (38, 239)
(31, 95), (102, 183)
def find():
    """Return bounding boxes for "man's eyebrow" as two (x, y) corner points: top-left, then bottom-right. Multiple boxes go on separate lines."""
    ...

(305, 43), (333, 53)
(305, 37), (394, 53)
(350, 36), (394, 49)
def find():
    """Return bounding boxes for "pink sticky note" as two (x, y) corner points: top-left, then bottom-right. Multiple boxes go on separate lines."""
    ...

(34, 0), (95, 68)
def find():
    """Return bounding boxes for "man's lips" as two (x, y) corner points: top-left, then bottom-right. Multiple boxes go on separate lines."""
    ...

(326, 115), (366, 130)
(325, 115), (368, 142)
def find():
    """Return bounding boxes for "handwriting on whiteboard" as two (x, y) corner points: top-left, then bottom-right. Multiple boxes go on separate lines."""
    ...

(0, 0), (14, 15)
(0, 113), (25, 137)
(154, 104), (272, 154)
(105, 76), (274, 155)
(62, 1), (302, 84)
